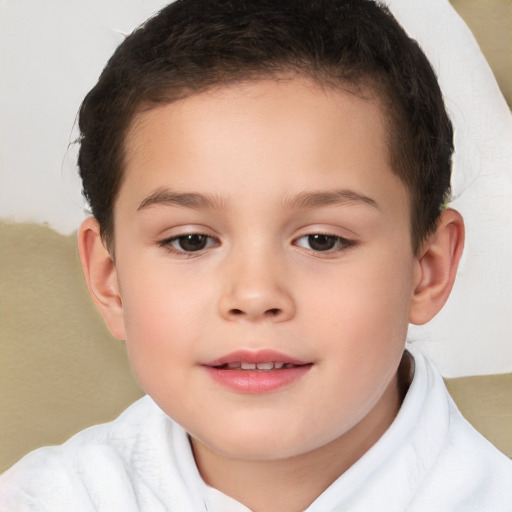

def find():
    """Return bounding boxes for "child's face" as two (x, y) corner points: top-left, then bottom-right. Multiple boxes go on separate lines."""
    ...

(111, 78), (420, 461)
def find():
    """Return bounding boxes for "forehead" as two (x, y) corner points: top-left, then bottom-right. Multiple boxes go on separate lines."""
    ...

(118, 78), (407, 216)
(125, 76), (387, 156)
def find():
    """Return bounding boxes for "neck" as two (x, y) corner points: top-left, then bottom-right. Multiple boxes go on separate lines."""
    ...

(192, 354), (413, 512)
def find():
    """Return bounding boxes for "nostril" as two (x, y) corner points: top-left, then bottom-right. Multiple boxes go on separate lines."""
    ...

(228, 308), (281, 317)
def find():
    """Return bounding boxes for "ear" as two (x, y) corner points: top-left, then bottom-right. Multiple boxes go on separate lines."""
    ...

(78, 218), (126, 340)
(409, 209), (465, 325)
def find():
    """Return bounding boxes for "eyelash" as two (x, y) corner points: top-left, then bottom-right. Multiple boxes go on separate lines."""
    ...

(294, 233), (356, 254)
(158, 232), (355, 257)
(159, 233), (219, 257)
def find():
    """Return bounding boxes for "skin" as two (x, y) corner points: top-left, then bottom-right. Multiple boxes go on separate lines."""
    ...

(79, 77), (464, 512)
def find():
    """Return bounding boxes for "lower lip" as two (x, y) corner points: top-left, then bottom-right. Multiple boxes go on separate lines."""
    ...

(203, 365), (312, 394)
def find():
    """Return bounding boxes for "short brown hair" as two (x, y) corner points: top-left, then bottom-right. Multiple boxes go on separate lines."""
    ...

(78, 0), (453, 254)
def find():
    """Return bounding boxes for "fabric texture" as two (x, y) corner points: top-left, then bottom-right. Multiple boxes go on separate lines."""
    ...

(1, 348), (510, 512)
(384, 0), (512, 377)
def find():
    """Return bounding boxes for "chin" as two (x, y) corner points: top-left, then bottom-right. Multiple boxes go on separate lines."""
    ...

(192, 421), (339, 462)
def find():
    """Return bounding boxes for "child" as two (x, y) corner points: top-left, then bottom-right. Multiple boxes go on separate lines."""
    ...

(1, 0), (510, 510)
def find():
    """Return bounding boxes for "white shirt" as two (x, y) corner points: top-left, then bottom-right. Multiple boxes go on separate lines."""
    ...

(1, 348), (510, 511)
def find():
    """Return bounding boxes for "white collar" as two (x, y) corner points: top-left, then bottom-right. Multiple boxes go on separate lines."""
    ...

(170, 347), (440, 512)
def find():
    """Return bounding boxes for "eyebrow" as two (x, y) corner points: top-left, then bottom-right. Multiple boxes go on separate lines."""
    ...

(284, 189), (379, 210)
(137, 187), (379, 212)
(137, 188), (228, 211)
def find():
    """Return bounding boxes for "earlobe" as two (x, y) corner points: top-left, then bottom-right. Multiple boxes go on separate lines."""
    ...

(409, 209), (465, 325)
(78, 218), (127, 340)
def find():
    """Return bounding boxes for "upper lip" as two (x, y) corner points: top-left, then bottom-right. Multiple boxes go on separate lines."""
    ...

(203, 349), (310, 367)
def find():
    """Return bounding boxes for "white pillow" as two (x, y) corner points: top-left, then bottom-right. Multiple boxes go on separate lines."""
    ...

(385, 0), (512, 376)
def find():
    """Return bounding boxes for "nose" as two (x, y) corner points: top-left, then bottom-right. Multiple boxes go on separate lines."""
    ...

(217, 252), (296, 323)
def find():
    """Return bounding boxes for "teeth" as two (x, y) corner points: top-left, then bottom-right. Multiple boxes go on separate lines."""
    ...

(256, 362), (274, 370)
(224, 361), (294, 370)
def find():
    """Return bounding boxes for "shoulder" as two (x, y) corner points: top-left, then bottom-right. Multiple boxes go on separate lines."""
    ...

(409, 350), (512, 511)
(414, 408), (512, 511)
(428, 397), (512, 510)
(0, 396), (170, 512)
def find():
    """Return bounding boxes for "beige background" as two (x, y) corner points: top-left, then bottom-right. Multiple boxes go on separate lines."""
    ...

(1, 0), (511, 472)
(0, 222), (144, 471)
(451, 0), (511, 108)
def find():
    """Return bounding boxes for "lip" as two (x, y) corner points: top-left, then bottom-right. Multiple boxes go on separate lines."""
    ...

(202, 349), (312, 394)
(203, 349), (309, 367)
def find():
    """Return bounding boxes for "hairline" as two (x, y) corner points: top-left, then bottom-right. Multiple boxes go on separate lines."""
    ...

(104, 72), (419, 256)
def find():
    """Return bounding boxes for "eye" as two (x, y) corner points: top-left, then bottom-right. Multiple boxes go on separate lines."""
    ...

(160, 233), (218, 253)
(295, 234), (354, 252)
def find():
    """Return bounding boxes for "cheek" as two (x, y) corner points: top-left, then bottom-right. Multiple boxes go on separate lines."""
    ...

(120, 258), (211, 332)
(304, 248), (414, 366)
(298, 258), (413, 435)
(117, 265), (210, 384)
(313, 253), (412, 318)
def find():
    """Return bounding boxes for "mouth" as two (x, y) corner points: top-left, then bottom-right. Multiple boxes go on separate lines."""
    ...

(203, 349), (310, 369)
(214, 361), (304, 371)
(202, 350), (313, 393)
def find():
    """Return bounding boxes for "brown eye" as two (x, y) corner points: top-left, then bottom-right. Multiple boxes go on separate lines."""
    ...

(176, 234), (209, 251)
(161, 233), (217, 253)
(295, 233), (354, 253)
(306, 234), (337, 251)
